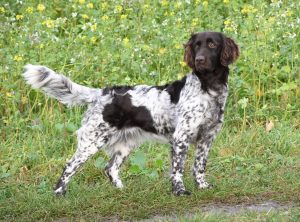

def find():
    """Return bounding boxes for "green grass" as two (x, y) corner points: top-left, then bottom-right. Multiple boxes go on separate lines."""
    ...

(0, 0), (299, 221)
(1, 123), (299, 221)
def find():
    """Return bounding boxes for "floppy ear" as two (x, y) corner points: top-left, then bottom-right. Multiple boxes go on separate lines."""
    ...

(220, 37), (240, 66)
(184, 35), (195, 69)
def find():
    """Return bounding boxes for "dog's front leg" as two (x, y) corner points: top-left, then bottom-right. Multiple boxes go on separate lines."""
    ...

(193, 125), (221, 189)
(193, 137), (214, 189)
(170, 132), (191, 196)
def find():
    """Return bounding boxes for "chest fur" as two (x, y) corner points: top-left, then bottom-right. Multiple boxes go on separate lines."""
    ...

(175, 77), (228, 140)
(180, 76), (227, 117)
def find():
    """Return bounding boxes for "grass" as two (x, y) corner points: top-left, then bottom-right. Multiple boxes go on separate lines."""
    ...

(1, 123), (299, 221)
(0, 0), (299, 221)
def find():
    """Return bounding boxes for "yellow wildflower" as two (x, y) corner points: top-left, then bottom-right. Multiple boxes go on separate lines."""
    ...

(14, 55), (23, 62)
(101, 2), (108, 10)
(203, 1), (208, 8)
(16, 14), (24, 20)
(175, 43), (182, 49)
(223, 19), (237, 33)
(78, 0), (85, 4)
(273, 51), (279, 57)
(286, 10), (293, 17)
(21, 96), (28, 104)
(115, 5), (123, 13)
(37, 4), (45, 12)
(176, 19), (182, 27)
(175, 1), (182, 9)
(43, 19), (55, 28)
(0, 7), (5, 13)
(26, 7), (33, 14)
(268, 16), (276, 23)
(90, 23), (97, 32)
(101, 15), (108, 20)
(90, 37), (97, 44)
(161, 0), (168, 7)
(123, 37), (130, 47)
(81, 14), (89, 19)
(224, 19), (232, 31)
(179, 61), (186, 67)
(40, 44), (44, 49)
(87, 3), (93, 9)
(223, 0), (229, 4)
(241, 5), (257, 14)
(143, 4), (149, 10)
(159, 48), (167, 55)
(177, 73), (185, 80)
(142, 44), (151, 51)
(6, 92), (13, 97)
(224, 19), (231, 26)
(192, 18), (198, 27)
(120, 14), (128, 19)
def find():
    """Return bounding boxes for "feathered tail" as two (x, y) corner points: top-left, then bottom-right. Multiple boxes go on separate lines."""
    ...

(23, 64), (100, 106)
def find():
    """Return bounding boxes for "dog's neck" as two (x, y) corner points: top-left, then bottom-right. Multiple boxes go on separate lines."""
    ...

(193, 66), (229, 92)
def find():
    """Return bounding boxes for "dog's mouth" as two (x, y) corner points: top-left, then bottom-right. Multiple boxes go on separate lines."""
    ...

(195, 63), (214, 72)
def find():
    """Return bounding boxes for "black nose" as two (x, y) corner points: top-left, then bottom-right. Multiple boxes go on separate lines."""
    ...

(195, 56), (205, 64)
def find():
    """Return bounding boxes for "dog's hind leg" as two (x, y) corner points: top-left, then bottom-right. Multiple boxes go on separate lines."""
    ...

(104, 142), (133, 189)
(54, 126), (111, 196)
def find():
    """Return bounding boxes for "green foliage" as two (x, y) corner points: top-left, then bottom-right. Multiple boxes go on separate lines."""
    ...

(0, 0), (299, 127)
(0, 0), (299, 221)
(94, 156), (106, 169)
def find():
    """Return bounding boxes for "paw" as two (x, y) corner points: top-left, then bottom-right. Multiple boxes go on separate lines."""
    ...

(54, 186), (66, 196)
(54, 179), (67, 196)
(197, 181), (214, 189)
(113, 179), (124, 189)
(172, 183), (191, 196)
(174, 189), (192, 196)
(105, 169), (124, 189)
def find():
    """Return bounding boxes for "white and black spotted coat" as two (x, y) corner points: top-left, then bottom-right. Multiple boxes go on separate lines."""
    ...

(23, 64), (229, 196)
(22, 32), (239, 196)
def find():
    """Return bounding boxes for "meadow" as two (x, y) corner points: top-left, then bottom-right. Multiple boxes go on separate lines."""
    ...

(0, 0), (299, 221)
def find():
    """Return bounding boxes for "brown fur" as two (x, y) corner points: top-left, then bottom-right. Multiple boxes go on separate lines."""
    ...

(220, 37), (240, 66)
(184, 33), (239, 69)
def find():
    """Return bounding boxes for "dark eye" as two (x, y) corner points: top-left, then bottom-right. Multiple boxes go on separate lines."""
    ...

(208, 42), (217, 48)
(196, 41), (201, 47)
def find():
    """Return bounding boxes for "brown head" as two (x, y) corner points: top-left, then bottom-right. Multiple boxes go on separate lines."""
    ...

(184, 32), (240, 73)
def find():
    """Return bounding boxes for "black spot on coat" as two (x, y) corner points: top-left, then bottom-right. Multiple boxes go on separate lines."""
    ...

(102, 94), (157, 133)
(154, 76), (187, 104)
(102, 85), (134, 95)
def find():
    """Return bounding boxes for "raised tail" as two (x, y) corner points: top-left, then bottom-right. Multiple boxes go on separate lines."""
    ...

(23, 64), (100, 106)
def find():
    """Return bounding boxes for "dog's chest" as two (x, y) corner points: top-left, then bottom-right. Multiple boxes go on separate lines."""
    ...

(183, 90), (226, 120)
(177, 76), (228, 137)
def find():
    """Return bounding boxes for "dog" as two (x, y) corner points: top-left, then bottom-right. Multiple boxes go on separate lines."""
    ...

(23, 31), (239, 196)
